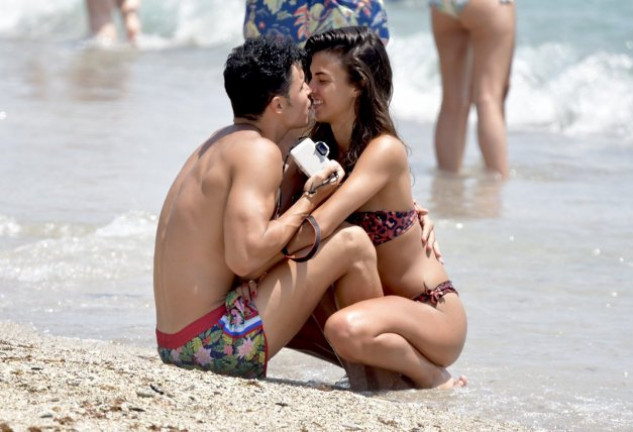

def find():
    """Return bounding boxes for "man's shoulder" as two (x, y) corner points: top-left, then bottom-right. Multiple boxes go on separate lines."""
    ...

(225, 133), (284, 194)
(224, 133), (282, 166)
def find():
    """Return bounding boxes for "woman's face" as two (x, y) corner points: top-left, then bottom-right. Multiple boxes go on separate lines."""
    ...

(309, 51), (359, 125)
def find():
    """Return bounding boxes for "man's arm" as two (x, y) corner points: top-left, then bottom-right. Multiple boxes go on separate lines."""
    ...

(223, 139), (340, 278)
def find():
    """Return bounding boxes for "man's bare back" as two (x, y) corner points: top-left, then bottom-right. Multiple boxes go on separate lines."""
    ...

(153, 125), (275, 334)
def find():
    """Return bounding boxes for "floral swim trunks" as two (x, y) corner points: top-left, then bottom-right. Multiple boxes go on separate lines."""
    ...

(156, 290), (268, 378)
(244, 0), (390, 47)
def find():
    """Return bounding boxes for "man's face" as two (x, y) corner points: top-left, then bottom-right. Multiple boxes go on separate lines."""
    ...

(283, 63), (312, 129)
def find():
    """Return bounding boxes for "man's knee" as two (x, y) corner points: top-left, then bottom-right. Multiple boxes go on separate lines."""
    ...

(332, 225), (377, 265)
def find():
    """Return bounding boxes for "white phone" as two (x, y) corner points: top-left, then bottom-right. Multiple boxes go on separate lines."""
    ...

(289, 138), (331, 177)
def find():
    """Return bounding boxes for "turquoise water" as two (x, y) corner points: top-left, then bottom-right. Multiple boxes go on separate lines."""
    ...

(1, 1), (632, 431)
(1, 0), (632, 136)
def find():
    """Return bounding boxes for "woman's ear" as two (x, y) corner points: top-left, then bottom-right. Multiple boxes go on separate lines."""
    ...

(352, 77), (366, 97)
(351, 84), (362, 98)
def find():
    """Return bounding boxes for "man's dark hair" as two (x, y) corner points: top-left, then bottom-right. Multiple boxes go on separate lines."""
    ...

(224, 37), (305, 120)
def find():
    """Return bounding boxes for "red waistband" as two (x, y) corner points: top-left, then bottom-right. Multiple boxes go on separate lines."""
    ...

(156, 304), (226, 349)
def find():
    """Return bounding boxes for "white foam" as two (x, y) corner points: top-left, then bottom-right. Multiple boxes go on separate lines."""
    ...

(0, 0), (244, 47)
(0, 212), (156, 283)
(0, 214), (21, 237)
(95, 211), (156, 238)
(387, 35), (633, 140)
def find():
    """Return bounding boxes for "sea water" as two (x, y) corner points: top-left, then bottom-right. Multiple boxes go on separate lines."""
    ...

(0, 1), (632, 430)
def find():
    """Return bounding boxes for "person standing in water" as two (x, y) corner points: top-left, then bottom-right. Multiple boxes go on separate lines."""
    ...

(243, 0), (390, 47)
(85, 0), (141, 45)
(430, 0), (516, 178)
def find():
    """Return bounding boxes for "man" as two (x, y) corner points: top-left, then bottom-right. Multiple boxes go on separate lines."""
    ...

(153, 36), (383, 379)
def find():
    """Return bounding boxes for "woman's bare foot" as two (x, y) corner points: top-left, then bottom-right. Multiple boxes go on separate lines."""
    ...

(122, 9), (141, 43)
(436, 374), (468, 389)
(86, 0), (118, 45)
(93, 24), (118, 46)
(415, 364), (468, 389)
(118, 0), (141, 43)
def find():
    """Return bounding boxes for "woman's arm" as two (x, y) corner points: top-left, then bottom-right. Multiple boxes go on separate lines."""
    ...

(284, 135), (408, 253)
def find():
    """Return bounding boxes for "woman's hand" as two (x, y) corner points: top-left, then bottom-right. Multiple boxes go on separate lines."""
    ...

(303, 160), (345, 202)
(414, 202), (443, 264)
(235, 272), (267, 303)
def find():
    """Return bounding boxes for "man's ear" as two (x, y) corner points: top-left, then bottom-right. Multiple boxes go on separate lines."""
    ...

(270, 95), (284, 113)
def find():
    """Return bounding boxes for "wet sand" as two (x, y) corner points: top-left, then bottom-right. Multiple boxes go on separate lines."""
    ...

(0, 321), (532, 431)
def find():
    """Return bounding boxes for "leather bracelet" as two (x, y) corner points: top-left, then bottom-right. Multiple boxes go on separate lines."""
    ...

(282, 215), (321, 262)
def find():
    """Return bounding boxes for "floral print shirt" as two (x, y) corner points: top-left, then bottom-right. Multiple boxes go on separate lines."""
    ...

(244, 0), (390, 46)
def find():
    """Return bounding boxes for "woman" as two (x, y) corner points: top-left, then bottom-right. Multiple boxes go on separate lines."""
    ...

(430, 0), (516, 178)
(285, 26), (467, 388)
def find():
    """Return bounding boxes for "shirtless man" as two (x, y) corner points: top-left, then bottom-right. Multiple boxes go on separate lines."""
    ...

(153, 36), (383, 379)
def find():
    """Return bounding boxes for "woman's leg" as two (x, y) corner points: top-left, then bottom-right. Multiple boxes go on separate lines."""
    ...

(253, 225), (384, 358)
(461, 0), (516, 178)
(431, 8), (472, 174)
(286, 288), (414, 391)
(116, 0), (141, 43)
(85, 0), (118, 42)
(324, 295), (467, 388)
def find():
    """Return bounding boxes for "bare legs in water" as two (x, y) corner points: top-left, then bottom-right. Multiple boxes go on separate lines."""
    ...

(431, 0), (516, 178)
(85, 0), (141, 45)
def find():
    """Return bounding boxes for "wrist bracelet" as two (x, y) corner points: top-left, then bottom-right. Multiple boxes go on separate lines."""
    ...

(282, 215), (321, 263)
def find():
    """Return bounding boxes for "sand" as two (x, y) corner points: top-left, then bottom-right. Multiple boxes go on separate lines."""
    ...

(0, 322), (531, 431)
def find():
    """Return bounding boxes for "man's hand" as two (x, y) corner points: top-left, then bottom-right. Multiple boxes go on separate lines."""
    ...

(414, 202), (443, 264)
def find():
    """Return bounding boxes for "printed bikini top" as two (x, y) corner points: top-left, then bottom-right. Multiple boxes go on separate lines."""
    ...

(346, 209), (417, 246)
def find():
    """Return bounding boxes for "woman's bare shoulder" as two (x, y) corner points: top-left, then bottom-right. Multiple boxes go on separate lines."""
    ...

(364, 134), (409, 167)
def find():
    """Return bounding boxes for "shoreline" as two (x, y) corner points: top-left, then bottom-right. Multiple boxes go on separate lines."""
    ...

(0, 321), (531, 431)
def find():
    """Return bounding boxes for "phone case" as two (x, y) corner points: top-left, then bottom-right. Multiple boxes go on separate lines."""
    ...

(290, 138), (330, 177)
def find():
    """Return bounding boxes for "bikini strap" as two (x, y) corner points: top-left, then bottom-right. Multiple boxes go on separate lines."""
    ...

(282, 215), (321, 263)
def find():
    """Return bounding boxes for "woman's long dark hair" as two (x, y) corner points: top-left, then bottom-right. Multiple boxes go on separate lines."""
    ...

(304, 26), (401, 172)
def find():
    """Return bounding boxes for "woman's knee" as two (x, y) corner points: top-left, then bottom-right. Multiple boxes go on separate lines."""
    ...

(472, 92), (504, 116)
(440, 96), (471, 118)
(324, 310), (371, 362)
